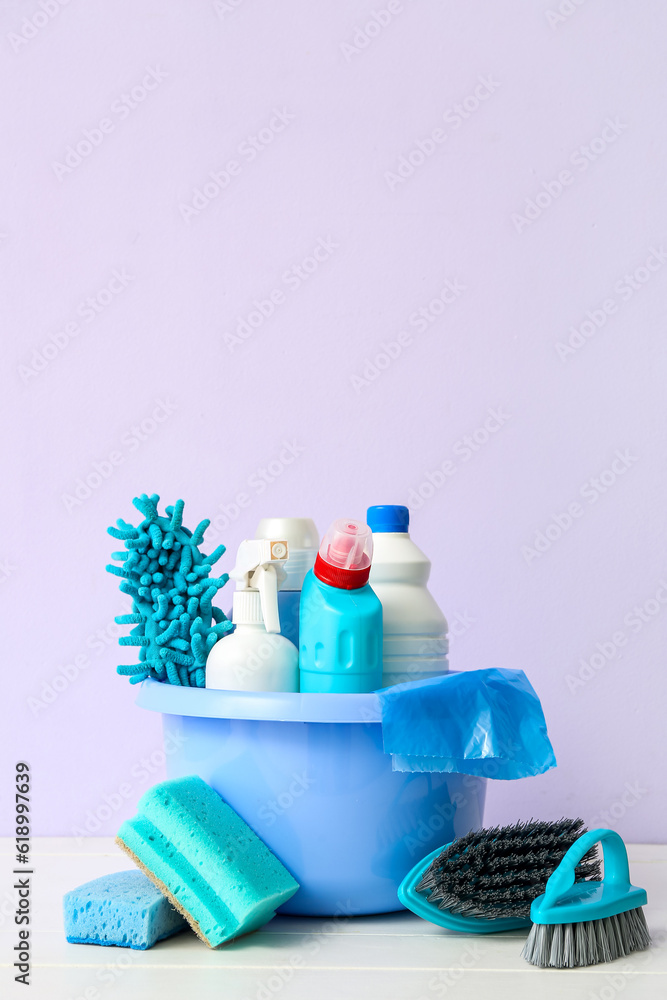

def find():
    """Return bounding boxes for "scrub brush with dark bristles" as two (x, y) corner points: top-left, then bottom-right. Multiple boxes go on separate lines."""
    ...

(398, 818), (601, 933)
(522, 827), (650, 968)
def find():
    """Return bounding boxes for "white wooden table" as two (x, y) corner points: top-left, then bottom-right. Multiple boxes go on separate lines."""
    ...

(1, 838), (665, 999)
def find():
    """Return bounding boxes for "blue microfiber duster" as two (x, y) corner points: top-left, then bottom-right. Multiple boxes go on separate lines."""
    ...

(107, 494), (234, 687)
(63, 870), (187, 949)
(116, 776), (300, 948)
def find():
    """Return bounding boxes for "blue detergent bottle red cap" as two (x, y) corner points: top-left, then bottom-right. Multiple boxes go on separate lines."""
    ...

(367, 505), (410, 533)
(313, 518), (373, 590)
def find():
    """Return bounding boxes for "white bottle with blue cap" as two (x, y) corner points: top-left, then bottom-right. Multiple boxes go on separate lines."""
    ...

(367, 505), (449, 687)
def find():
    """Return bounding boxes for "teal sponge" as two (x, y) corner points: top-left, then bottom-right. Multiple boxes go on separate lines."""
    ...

(116, 776), (299, 948)
(63, 870), (187, 949)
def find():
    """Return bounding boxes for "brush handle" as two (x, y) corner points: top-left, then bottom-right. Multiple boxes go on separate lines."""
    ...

(542, 828), (631, 904)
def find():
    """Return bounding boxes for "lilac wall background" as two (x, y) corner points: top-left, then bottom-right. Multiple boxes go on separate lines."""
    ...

(2, 0), (666, 841)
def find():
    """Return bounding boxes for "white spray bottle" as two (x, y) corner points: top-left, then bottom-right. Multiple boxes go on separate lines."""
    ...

(205, 538), (299, 692)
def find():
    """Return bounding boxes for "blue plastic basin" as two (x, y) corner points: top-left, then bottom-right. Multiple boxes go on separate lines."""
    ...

(137, 679), (486, 916)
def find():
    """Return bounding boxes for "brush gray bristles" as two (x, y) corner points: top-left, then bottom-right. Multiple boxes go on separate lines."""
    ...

(522, 907), (650, 968)
(416, 818), (601, 920)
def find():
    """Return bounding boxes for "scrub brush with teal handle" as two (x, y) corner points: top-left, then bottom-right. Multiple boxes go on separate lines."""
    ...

(522, 827), (650, 968)
(398, 818), (601, 933)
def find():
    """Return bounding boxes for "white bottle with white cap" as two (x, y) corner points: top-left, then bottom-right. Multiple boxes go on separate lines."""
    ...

(205, 538), (299, 692)
(254, 518), (318, 647)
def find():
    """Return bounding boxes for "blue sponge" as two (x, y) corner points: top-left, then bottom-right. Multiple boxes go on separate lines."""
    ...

(63, 869), (187, 949)
(116, 776), (300, 947)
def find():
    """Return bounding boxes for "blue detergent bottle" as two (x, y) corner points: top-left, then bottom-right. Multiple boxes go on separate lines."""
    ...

(254, 518), (318, 647)
(299, 518), (383, 693)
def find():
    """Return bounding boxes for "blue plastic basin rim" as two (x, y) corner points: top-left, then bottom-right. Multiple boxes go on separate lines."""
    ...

(136, 677), (383, 724)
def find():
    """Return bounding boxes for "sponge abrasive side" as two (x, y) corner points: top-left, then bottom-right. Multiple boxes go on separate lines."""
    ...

(116, 776), (300, 948)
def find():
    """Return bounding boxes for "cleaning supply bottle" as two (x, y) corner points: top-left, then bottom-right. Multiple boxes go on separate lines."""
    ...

(206, 539), (299, 692)
(254, 518), (318, 647)
(299, 518), (383, 693)
(367, 505), (448, 687)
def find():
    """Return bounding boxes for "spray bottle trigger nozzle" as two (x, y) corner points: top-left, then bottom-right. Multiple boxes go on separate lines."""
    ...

(230, 538), (289, 633)
(251, 563), (280, 632)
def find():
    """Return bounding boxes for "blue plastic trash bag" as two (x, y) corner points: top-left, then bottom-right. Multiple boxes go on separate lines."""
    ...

(377, 668), (557, 779)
